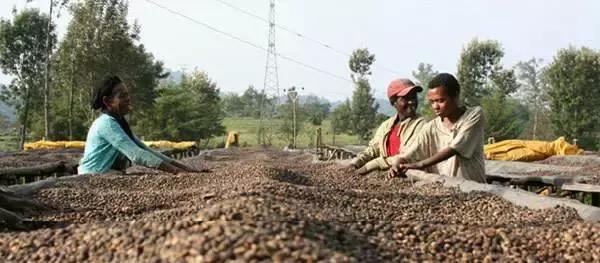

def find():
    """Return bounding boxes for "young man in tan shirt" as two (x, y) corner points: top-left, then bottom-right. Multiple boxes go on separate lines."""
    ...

(388, 73), (486, 183)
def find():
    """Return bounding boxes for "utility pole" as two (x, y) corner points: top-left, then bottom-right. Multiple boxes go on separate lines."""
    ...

(285, 86), (302, 148)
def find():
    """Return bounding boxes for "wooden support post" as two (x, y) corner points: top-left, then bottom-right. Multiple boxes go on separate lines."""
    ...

(592, 193), (599, 207)
(315, 128), (322, 153)
(326, 149), (338, 162)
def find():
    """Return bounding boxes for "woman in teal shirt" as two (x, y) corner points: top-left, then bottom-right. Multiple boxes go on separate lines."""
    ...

(78, 76), (198, 175)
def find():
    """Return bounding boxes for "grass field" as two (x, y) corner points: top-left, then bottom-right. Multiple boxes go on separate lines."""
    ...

(219, 117), (360, 148)
(0, 118), (361, 152)
(0, 134), (18, 152)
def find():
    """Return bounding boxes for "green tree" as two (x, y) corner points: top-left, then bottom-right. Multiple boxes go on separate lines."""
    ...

(221, 86), (275, 119)
(277, 92), (306, 147)
(515, 58), (553, 140)
(329, 99), (352, 146)
(303, 95), (330, 125)
(411, 62), (438, 118)
(457, 39), (505, 106)
(544, 47), (600, 149)
(52, 0), (166, 139)
(331, 99), (352, 134)
(242, 86), (273, 118)
(351, 79), (379, 142)
(137, 71), (225, 142)
(348, 48), (378, 143)
(221, 92), (244, 117)
(457, 38), (525, 141)
(240, 86), (260, 117)
(0, 9), (56, 149)
(348, 48), (375, 81)
(481, 91), (529, 140)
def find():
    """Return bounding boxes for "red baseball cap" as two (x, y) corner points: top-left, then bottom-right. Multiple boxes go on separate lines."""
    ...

(387, 78), (423, 99)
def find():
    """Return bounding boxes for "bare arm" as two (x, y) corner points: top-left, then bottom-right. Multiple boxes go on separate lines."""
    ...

(388, 147), (456, 178)
(415, 147), (456, 169)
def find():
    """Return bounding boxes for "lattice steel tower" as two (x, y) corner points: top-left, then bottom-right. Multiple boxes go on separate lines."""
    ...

(263, 0), (279, 97)
(258, 0), (279, 145)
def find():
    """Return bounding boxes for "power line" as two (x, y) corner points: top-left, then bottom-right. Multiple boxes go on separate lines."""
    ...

(142, 0), (353, 92)
(211, 0), (403, 76)
(141, 0), (352, 99)
(213, 0), (348, 57)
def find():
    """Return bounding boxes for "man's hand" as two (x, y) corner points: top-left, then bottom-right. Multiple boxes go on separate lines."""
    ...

(387, 164), (405, 179)
(387, 157), (405, 178)
(387, 158), (423, 179)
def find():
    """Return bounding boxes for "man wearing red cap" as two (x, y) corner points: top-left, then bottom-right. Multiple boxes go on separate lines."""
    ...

(349, 78), (426, 175)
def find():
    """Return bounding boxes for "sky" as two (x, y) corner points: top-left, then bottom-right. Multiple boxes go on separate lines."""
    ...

(1, 0), (599, 100)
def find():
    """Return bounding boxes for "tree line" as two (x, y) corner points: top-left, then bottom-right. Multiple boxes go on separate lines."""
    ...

(0, 1), (599, 150)
(0, 0), (225, 148)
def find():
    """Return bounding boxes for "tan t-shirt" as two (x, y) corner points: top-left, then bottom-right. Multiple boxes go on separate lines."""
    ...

(392, 106), (486, 183)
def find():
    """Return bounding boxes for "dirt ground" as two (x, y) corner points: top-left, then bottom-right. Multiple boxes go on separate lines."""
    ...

(0, 148), (599, 262)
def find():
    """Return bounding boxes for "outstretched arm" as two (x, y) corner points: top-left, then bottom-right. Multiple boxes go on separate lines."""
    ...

(133, 137), (204, 173)
(99, 119), (184, 174)
(388, 147), (456, 178)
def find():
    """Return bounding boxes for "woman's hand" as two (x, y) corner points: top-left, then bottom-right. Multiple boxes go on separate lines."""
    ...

(159, 162), (186, 174)
(171, 160), (211, 173)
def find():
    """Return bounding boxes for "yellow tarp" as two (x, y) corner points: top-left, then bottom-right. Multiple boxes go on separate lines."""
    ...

(225, 131), (239, 148)
(24, 141), (85, 150)
(143, 141), (197, 150)
(24, 140), (196, 151)
(484, 137), (583, 162)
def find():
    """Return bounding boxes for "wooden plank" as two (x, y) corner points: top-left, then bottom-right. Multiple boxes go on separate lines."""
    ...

(562, 183), (600, 193)
(0, 161), (67, 177)
(486, 160), (581, 174)
(485, 173), (576, 186)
